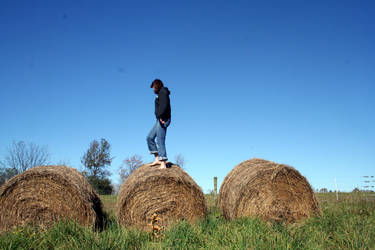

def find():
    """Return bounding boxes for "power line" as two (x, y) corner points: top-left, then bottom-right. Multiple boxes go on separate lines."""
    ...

(362, 176), (375, 192)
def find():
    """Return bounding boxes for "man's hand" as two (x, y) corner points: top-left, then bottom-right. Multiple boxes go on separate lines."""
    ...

(160, 119), (165, 124)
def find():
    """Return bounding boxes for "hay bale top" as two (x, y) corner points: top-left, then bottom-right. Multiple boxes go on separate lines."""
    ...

(119, 164), (201, 193)
(219, 158), (320, 223)
(117, 164), (207, 230)
(0, 165), (104, 232)
(2, 165), (90, 195)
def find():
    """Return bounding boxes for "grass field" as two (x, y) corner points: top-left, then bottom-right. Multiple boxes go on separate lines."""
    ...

(1, 192), (374, 249)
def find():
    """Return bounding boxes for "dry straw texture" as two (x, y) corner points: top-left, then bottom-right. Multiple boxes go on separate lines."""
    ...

(218, 158), (320, 223)
(0, 165), (104, 232)
(117, 164), (207, 230)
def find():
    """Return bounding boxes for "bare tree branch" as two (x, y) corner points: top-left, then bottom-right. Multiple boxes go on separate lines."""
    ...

(2, 141), (50, 174)
(174, 154), (185, 169)
(119, 155), (143, 183)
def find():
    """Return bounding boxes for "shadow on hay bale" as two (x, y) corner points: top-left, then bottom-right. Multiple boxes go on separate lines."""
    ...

(117, 163), (207, 231)
(218, 158), (320, 223)
(0, 166), (105, 232)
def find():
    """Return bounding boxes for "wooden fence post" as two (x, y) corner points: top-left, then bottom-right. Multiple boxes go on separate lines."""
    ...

(214, 176), (218, 195)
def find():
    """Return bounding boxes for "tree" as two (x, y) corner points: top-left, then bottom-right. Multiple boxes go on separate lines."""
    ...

(0, 141), (50, 185)
(174, 154), (185, 169)
(352, 187), (360, 193)
(56, 159), (72, 167)
(86, 176), (114, 195)
(0, 166), (18, 186)
(81, 138), (114, 195)
(319, 188), (328, 193)
(119, 155), (143, 184)
(2, 141), (50, 173)
(81, 138), (112, 179)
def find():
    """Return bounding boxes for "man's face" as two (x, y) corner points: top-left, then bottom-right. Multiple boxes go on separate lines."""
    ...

(153, 86), (159, 94)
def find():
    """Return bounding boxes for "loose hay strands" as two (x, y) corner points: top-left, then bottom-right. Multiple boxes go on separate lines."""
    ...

(117, 164), (207, 231)
(218, 158), (320, 223)
(0, 166), (104, 232)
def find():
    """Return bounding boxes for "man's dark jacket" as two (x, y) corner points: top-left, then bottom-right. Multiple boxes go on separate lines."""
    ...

(155, 87), (171, 121)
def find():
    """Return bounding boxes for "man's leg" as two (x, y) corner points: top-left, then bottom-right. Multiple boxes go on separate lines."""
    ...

(156, 120), (169, 169)
(146, 121), (160, 166)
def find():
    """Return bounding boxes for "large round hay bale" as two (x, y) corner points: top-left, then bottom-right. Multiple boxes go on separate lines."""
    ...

(117, 164), (207, 230)
(218, 158), (320, 223)
(0, 166), (104, 232)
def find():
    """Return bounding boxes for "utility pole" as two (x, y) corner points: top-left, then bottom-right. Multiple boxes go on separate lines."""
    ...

(214, 176), (218, 195)
(213, 176), (218, 206)
(334, 177), (338, 201)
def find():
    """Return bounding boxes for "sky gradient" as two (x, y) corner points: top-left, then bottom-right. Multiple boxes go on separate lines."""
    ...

(1, 0), (374, 192)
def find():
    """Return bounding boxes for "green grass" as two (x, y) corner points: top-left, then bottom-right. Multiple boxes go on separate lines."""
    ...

(1, 193), (374, 249)
(100, 195), (117, 216)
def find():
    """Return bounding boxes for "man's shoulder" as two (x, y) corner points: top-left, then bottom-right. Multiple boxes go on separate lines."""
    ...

(159, 87), (170, 96)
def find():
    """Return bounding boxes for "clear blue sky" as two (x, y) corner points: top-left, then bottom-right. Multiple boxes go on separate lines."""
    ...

(1, 0), (374, 192)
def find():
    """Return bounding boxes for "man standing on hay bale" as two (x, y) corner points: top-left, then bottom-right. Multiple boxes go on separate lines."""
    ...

(147, 79), (171, 169)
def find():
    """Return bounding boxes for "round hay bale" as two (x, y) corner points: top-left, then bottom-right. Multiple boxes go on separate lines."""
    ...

(117, 164), (207, 230)
(0, 165), (104, 232)
(218, 158), (320, 223)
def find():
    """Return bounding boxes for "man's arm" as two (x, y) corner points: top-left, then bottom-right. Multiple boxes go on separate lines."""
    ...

(157, 89), (169, 121)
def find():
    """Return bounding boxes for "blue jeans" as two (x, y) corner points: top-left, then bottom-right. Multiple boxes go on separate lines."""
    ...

(146, 119), (171, 161)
